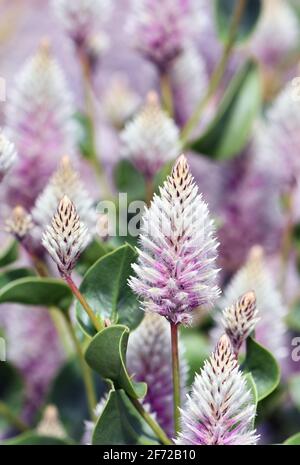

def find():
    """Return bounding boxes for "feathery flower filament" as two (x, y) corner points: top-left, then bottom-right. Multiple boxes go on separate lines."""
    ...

(129, 154), (220, 326)
(176, 334), (259, 445)
(0, 133), (17, 181)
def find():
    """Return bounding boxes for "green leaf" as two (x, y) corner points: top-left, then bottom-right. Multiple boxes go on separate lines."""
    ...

(243, 337), (280, 401)
(284, 433), (300, 445)
(190, 60), (261, 160)
(76, 239), (112, 276)
(74, 112), (95, 161)
(0, 363), (25, 431)
(289, 375), (300, 411)
(180, 329), (210, 386)
(0, 277), (73, 312)
(77, 244), (143, 336)
(0, 241), (18, 268)
(153, 161), (173, 194)
(2, 432), (74, 445)
(85, 324), (147, 399)
(47, 358), (105, 441)
(286, 302), (300, 332)
(215, 0), (262, 43)
(114, 159), (146, 202)
(92, 390), (159, 445)
(0, 268), (36, 289)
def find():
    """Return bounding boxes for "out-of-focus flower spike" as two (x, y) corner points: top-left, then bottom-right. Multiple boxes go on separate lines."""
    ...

(53, 0), (111, 49)
(4, 206), (33, 242)
(121, 91), (181, 179)
(5, 39), (75, 209)
(103, 75), (141, 130)
(222, 291), (260, 355)
(176, 334), (259, 445)
(36, 405), (67, 439)
(42, 195), (90, 277)
(128, 0), (204, 71)
(221, 245), (288, 360)
(32, 155), (96, 231)
(129, 154), (220, 325)
(0, 132), (17, 181)
(127, 313), (188, 436)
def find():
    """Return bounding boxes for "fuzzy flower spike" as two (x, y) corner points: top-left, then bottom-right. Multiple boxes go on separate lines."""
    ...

(42, 195), (90, 277)
(176, 334), (259, 445)
(4, 206), (33, 242)
(222, 291), (260, 356)
(121, 92), (181, 180)
(129, 154), (220, 325)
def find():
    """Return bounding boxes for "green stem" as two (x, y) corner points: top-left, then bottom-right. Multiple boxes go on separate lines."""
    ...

(170, 322), (181, 434)
(64, 313), (97, 420)
(0, 401), (29, 432)
(160, 71), (174, 117)
(130, 397), (173, 445)
(65, 274), (104, 332)
(78, 49), (113, 200)
(181, 0), (247, 145)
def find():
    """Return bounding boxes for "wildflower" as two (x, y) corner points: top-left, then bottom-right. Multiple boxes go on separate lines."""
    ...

(129, 154), (220, 325)
(127, 313), (188, 436)
(32, 156), (96, 231)
(53, 0), (111, 49)
(221, 291), (260, 355)
(37, 405), (66, 439)
(4, 206), (33, 241)
(42, 195), (90, 277)
(176, 334), (259, 445)
(0, 132), (17, 181)
(121, 92), (181, 179)
(103, 75), (141, 130)
(221, 246), (287, 360)
(5, 40), (75, 209)
(128, 0), (203, 71)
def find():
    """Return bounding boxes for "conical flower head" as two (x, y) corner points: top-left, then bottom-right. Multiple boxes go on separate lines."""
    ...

(0, 132), (17, 181)
(222, 291), (260, 355)
(121, 92), (181, 179)
(129, 155), (220, 325)
(127, 313), (188, 436)
(5, 40), (75, 209)
(221, 246), (287, 360)
(176, 334), (259, 445)
(32, 156), (96, 231)
(37, 405), (66, 439)
(42, 195), (90, 276)
(53, 0), (111, 47)
(4, 206), (33, 241)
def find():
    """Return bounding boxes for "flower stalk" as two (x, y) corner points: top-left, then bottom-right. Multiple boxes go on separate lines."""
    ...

(170, 322), (181, 434)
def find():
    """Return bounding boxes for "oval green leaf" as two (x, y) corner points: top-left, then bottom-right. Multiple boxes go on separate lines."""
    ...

(215, 0), (262, 43)
(85, 324), (146, 399)
(0, 268), (36, 289)
(2, 432), (74, 445)
(243, 337), (280, 401)
(114, 159), (146, 203)
(0, 277), (73, 312)
(76, 244), (143, 336)
(92, 390), (159, 445)
(0, 241), (18, 268)
(284, 433), (300, 445)
(190, 60), (261, 160)
(0, 363), (25, 432)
